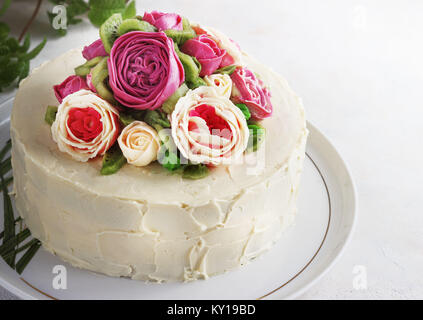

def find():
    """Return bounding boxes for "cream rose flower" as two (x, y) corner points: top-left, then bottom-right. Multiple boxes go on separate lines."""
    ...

(118, 121), (161, 167)
(171, 86), (249, 165)
(51, 89), (120, 162)
(204, 74), (232, 99)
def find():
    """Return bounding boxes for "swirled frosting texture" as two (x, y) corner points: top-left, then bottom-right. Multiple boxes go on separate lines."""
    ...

(108, 31), (185, 110)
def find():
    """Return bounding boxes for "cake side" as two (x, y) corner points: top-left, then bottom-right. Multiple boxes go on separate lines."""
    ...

(11, 48), (307, 281)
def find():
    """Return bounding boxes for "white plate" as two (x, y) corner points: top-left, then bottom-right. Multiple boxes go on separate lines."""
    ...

(0, 98), (356, 300)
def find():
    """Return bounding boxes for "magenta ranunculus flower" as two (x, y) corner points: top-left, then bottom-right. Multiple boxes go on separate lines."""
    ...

(181, 35), (226, 77)
(143, 11), (183, 31)
(231, 67), (273, 120)
(82, 39), (108, 61)
(53, 75), (89, 103)
(108, 31), (185, 110)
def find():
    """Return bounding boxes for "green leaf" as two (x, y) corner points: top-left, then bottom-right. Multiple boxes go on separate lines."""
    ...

(19, 37), (46, 61)
(122, 0), (136, 19)
(182, 164), (209, 180)
(100, 144), (127, 175)
(162, 83), (189, 114)
(89, 8), (124, 27)
(0, 0), (11, 17)
(19, 34), (31, 53)
(0, 217), (21, 240)
(67, 0), (89, 17)
(0, 229), (31, 257)
(45, 106), (58, 126)
(144, 110), (170, 132)
(0, 140), (11, 162)
(89, 0), (126, 9)
(15, 240), (41, 275)
(214, 65), (237, 75)
(0, 22), (10, 40)
(247, 124), (266, 152)
(165, 18), (196, 46)
(88, 0), (133, 28)
(0, 157), (11, 177)
(17, 60), (30, 84)
(119, 113), (136, 127)
(236, 103), (251, 121)
(159, 147), (182, 172)
(1, 175), (16, 267)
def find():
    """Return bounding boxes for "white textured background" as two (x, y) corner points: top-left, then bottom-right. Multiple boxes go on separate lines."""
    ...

(1, 0), (422, 299)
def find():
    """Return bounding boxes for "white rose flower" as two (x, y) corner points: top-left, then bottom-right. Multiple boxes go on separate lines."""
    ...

(118, 121), (161, 167)
(204, 74), (232, 99)
(171, 86), (249, 166)
(51, 89), (120, 162)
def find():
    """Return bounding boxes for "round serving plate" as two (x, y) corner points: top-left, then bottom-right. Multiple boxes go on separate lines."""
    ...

(0, 97), (356, 300)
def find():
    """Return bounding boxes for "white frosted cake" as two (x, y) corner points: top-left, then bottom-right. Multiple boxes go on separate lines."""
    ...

(10, 11), (307, 282)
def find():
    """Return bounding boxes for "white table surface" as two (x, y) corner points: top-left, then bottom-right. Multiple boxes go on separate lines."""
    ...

(1, 0), (422, 300)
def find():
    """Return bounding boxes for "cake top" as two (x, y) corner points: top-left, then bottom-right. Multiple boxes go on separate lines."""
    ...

(11, 10), (306, 205)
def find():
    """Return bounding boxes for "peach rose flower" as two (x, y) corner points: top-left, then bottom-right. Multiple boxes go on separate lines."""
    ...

(118, 121), (161, 167)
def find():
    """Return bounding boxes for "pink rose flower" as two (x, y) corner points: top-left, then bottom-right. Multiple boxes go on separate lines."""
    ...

(108, 31), (185, 110)
(143, 11), (183, 31)
(53, 75), (89, 104)
(181, 35), (226, 77)
(82, 39), (108, 61)
(230, 67), (273, 120)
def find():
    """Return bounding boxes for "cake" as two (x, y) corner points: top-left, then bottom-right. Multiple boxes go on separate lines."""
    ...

(10, 11), (307, 282)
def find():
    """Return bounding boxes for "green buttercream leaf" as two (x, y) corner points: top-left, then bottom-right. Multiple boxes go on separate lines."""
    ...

(119, 113), (135, 127)
(144, 110), (170, 132)
(162, 83), (189, 114)
(247, 124), (266, 152)
(182, 164), (209, 180)
(165, 18), (196, 46)
(44, 106), (58, 126)
(236, 103), (251, 121)
(74, 56), (104, 76)
(214, 65), (237, 75)
(100, 144), (127, 175)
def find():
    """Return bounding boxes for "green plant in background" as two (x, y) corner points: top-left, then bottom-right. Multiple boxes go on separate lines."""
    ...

(48, 0), (136, 36)
(0, 0), (137, 91)
(0, 140), (41, 274)
(0, 0), (46, 91)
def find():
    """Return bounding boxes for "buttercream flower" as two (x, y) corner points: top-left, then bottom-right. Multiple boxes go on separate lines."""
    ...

(171, 86), (249, 165)
(204, 74), (232, 99)
(86, 71), (96, 93)
(143, 11), (183, 31)
(231, 67), (273, 120)
(108, 31), (185, 110)
(192, 25), (244, 67)
(118, 121), (161, 167)
(181, 35), (226, 76)
(82, 39), (108, 61)
(51, 90), (120, 162)
(53, 75), (89, 103)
